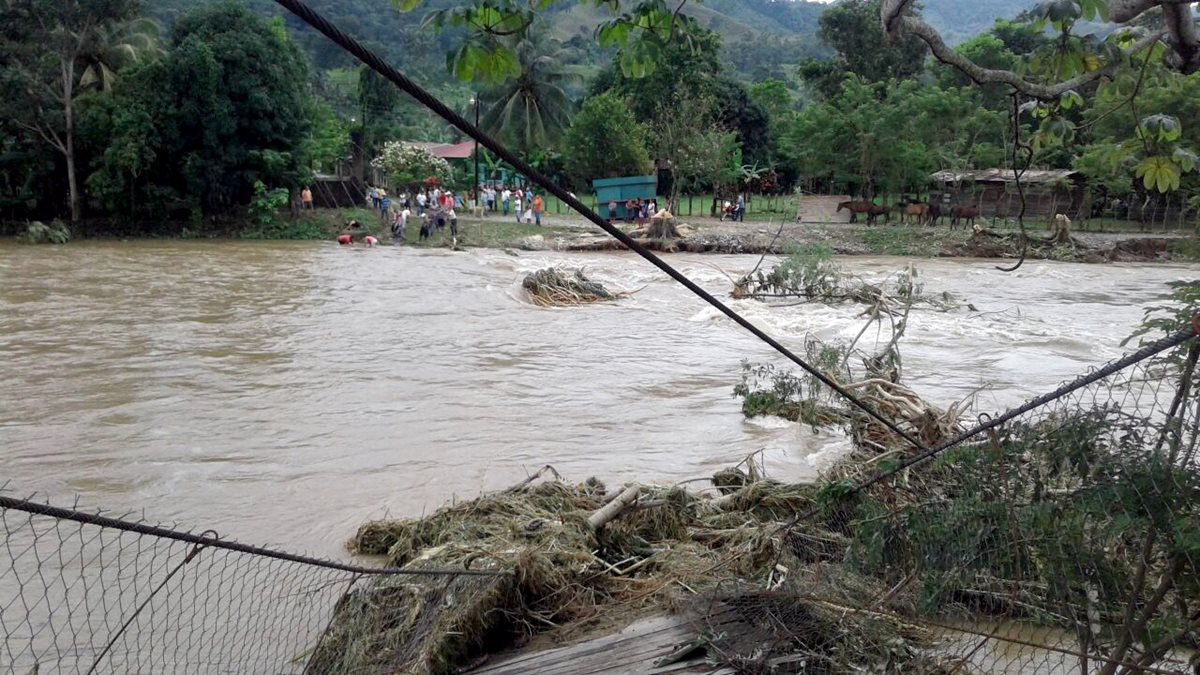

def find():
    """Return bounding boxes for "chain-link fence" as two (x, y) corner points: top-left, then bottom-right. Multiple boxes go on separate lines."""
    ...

(0, 497), (498, 674)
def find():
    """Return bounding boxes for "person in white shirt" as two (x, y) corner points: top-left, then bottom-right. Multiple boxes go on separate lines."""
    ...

(392, 207), (410, 243)
(513, 194), (522, 222)
(416, 191), (428, 214)
(501, 188), (512, 216)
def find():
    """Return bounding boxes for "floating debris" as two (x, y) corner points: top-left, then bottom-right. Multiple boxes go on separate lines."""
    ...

(522, 268), (631, 307)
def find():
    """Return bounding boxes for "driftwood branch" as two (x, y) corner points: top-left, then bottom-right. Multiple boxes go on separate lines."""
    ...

(504, 465), (561, 493)
(588, 486), (640, 532)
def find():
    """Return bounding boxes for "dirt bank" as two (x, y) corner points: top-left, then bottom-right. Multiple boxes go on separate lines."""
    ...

(540, 220), (1187, 263)
(7, 209), (1191, 263)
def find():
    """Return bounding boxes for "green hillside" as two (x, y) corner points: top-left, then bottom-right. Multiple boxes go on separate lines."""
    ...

(920, 0), (1038, 43)
(147, 0), (1037, 88)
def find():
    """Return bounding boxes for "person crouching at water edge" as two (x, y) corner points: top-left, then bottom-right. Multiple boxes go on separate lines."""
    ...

(363, 235), (378, 247)
(338, 219), (361, 245)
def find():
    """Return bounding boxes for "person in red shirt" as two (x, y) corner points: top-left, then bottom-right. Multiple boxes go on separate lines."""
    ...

(532, 194), (543, 227)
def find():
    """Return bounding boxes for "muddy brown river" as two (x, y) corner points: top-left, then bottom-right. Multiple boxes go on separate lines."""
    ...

(1, 240), (1195, 559)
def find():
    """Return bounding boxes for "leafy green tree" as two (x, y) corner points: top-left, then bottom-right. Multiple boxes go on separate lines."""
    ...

(782, 76), (1001, 198)
(0, 0), (153, 223)
(406, 0), (713, 83)
(358, 67), (402, 155)
(480, 35), (576, 160)
(651, 94), (738, 209)
(591, 28), (723, 122)
(594, 28), (772, 164)
(799, 0), (927, 98)
(934, 34), (1019, 109)
(988, 18), (1051, 57)
(302, 99), (351, 174)
(747, 80), (794, 122)
(176, 6), (309, 205)
(82, 3), (314, 219)
(561, 92), (651, 188)
(78, 66), (163, 214)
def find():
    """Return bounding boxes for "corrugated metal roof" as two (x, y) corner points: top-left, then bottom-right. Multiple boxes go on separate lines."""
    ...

(931, 168), (1080, 184)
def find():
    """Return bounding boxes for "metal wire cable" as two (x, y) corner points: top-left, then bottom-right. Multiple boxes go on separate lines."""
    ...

(776, 321), (1200, 532)
(0, 495), (503, 577)
(270, 0), (925, 451)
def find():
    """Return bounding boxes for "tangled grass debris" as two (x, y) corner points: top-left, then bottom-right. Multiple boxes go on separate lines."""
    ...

(522, 267), (634, 307)
(313, 456), (982, 675)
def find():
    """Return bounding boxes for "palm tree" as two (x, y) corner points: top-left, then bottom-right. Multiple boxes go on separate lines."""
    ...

(480, 35), (577, 160)
(79, 17), (162, 92)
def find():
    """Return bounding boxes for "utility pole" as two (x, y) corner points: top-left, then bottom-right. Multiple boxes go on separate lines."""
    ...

(470, 93), (481, 211)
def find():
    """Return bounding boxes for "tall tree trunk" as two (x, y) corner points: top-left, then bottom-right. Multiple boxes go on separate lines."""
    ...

(65, 126), (80, 224)
(62, 49), (80, 224)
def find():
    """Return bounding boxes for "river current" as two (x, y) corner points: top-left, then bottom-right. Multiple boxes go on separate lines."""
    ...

(0, 240), (1194, 558)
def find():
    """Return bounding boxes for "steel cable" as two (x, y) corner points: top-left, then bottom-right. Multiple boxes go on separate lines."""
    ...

(270, 0), (925, 450)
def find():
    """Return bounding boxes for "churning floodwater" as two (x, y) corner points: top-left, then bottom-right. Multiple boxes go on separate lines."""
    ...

(0, 240), (1195, 559)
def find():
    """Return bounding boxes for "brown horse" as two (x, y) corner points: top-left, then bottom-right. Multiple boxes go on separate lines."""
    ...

(837, 200), (876, 223)
(926, 202), (943, 226)
(903, 203), (930, 225)
(950, 206), (979, 228)
(864, 203), (890, 226)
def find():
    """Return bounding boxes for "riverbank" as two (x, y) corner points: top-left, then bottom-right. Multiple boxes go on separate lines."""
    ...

(550, 219), (1191, 263)
(5, 207), (1195, 263)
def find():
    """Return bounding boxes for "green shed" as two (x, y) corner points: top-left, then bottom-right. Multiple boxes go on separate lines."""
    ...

(593, 175), (657, 220)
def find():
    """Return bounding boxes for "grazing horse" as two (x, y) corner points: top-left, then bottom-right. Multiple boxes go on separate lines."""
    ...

(903, 203), (930, 225)
(926, 202), (943, 226)
(950, 206), (979, 229)
(837, 200), (876, 224)
(864, 203), (890, 226)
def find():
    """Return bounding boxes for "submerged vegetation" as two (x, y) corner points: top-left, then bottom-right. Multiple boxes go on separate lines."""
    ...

(21, 221), (71, 245)
(521, 268), (632, 307)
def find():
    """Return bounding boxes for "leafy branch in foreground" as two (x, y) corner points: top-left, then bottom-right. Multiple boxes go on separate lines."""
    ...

(400, 0), (707, 84)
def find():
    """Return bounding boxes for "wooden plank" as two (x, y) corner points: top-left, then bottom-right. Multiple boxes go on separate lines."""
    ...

(474, 629), (688, 674)
(470, 615), (699, 675)
(469, 609), (744, 675)
(470, 616), (686, 672)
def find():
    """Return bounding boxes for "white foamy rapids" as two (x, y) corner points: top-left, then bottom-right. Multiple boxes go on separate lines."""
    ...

(1, 243), (1197, 560)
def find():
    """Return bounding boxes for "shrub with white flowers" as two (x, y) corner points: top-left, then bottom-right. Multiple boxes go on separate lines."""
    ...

(370, 142), (454, 188)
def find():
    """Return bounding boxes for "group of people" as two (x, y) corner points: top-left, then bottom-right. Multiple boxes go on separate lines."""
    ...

(478, 184), (545, 226)
(606, 198), (661, 225)
(364, 184), (463, 244)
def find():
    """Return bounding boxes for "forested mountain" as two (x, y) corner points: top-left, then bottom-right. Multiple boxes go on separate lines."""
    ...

(145, 0), (1038, 89)
(920, 0), (1039, 43)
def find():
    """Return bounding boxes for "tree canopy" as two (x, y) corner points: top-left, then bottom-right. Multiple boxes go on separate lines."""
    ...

(82, 2), (312, 217)
(561, 92), (652, 187)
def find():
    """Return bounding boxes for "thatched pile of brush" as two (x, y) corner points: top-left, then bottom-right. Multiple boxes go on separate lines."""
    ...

(522, 267), (626, 307)
(305, 455), (972, 674)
